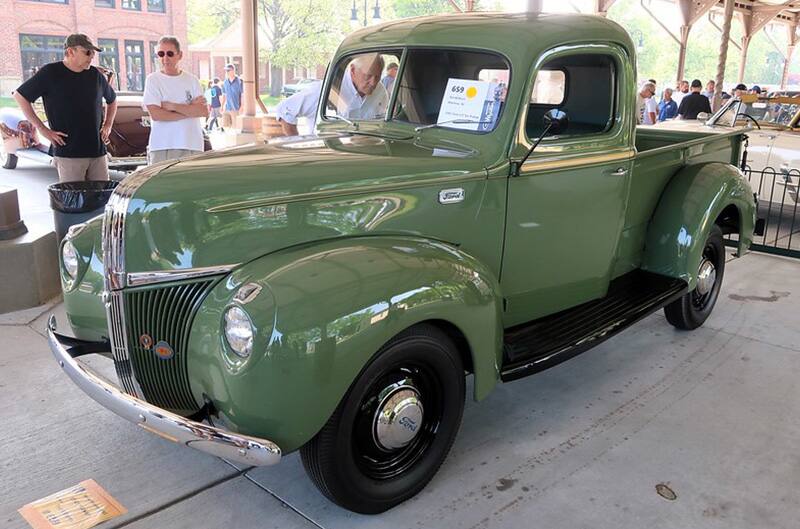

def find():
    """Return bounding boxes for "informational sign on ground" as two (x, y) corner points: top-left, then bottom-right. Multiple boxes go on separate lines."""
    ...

(18, 479), (127, 529)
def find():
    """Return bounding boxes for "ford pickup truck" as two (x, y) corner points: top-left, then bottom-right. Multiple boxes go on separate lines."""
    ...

(48, 13), (758, 514)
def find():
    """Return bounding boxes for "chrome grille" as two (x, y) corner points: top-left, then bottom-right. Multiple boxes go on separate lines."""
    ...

(124, 279), (217, 413)
(108, 290), (143, 397)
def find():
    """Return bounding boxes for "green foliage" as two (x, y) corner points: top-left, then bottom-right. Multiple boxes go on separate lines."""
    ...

(607, 0), (790, 89)
(187, 0), (240, 44)
(391, 0), (453, 18)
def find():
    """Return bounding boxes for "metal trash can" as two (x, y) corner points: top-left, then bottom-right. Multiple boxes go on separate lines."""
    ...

(48, 180), (118, 242)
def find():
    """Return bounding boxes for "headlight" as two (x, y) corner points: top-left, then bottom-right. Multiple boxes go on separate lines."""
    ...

(223, 306), (254, 358)
(62, 240), (79, 280)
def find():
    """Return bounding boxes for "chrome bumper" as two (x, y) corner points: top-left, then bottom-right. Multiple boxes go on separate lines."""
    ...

(47, 315), (281, 467)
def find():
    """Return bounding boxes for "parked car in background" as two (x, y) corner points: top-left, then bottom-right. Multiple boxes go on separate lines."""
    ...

(280, 78), (319, 97)
(0, 92), (212, 172)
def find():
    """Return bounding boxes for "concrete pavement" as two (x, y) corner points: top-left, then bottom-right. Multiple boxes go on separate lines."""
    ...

(1, 251), (798, 529)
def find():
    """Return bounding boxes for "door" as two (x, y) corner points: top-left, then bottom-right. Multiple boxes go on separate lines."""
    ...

(501, 46), (634, 327)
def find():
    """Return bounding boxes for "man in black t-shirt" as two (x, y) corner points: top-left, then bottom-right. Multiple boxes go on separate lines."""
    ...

(13, 34), (117, 181)
(677, 79), (712, 121)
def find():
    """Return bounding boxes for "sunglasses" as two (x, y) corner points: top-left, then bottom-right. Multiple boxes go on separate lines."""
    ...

(157, 50), (176, 58)
(73, 47), (95, 57)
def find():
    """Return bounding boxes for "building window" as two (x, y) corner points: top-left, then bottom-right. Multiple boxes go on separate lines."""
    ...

(121, 0), (140, 10)
(19, 34), (66, 81)
(150, 41), (159, 73)
(147, 0), (165, 12)
(125, 40), (145, 91)
(98, 39), (120, 90)
(95, 0), (114, 7)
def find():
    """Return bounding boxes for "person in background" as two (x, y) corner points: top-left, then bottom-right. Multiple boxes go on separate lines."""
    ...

(672, 79), (690, 107)
(381, 62), (399, 92)
(734, 83), (747, 99)
(275, 79), (323, 136)
(702, 80), (715, 100)
(206, 77), (223, 131)
(636, 82), (657, 125)
(142, 35), (207, 164)
(677, 79), (712, 120)
(13, 34), (117, 182)
(750, 85), (762, 96)
(221, 63), (243, 129)
(657, 88), (678, 121)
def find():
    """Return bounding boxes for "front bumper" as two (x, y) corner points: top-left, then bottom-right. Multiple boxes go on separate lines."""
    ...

(47, 315), (281, 467)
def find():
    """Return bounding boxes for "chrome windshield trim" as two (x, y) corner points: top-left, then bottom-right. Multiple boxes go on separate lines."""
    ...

(48, 316), (281, 467)
(127, 264), (239, 287)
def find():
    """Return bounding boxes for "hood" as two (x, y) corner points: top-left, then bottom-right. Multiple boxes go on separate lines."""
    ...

(121, 133), (488, 275)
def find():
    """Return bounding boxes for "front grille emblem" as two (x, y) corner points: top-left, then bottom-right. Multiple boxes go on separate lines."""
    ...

(153, 341), (175, 360)
(139, 334), (153, 349)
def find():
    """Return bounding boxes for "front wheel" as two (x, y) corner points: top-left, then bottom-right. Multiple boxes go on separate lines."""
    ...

(664, 225), (725, 330)
(300, 324), (465, 514)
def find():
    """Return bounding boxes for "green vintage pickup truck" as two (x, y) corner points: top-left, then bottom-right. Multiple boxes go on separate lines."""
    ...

(50, 13), (758, 513)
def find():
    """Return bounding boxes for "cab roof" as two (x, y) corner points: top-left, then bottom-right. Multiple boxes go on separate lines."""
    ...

(337, 12), (634, 67)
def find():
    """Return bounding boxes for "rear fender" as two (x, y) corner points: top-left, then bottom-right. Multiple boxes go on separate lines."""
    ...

(187, 236), (503, 452)
(642, 162), (755, 288)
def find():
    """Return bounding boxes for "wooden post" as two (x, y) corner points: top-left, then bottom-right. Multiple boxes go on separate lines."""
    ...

(713, 0), (735, 111)
(241, 0), (257, 122)
(782, 19), (798, 89)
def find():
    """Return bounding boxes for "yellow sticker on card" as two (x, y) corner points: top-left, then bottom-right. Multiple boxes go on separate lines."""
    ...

(18, 479), (127, 529)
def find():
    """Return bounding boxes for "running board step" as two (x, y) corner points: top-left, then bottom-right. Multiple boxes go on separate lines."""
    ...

(501, 270), (687, 382)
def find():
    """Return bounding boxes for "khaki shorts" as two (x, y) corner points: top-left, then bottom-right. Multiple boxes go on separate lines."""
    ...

(148, 149), (202, 165)
(53, 156), (109, 182)
(222, 109), (239, 128)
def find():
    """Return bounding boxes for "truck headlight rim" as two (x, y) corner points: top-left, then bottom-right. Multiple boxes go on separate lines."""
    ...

(223, 305), (255, 358)
(61, 239), (80, 284)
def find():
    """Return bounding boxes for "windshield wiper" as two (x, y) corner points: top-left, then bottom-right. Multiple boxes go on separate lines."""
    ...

(327, 114), (358, 130)
(414, 119), (493, 132)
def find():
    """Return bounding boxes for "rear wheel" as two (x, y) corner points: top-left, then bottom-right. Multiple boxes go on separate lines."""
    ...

(664, 225), (725, 330)
(300, 324), (465, 514)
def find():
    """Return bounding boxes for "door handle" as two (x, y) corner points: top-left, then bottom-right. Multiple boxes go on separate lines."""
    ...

(607, 167), (628, 176)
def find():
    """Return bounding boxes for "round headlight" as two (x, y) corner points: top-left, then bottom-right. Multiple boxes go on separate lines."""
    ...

(223, 306), (254, 358)
(62, 240), (79, 280)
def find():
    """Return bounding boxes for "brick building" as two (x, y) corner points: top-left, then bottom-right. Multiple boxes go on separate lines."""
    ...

(0, 0), (187, 95)
(188, 19), (326, 94)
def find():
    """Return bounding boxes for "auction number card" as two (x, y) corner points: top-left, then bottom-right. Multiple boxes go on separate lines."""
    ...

(438, 78), (503, 131)
(18, 480), (127, 529)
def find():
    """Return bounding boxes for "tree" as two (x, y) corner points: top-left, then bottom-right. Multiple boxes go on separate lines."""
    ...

(187, 0), (240, 44)
(258, 0), (351, 96)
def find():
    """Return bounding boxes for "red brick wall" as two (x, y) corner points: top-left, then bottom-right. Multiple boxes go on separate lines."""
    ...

(1, 0), (187, 95)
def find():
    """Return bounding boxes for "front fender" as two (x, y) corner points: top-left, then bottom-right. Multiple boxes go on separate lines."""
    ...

(187, 236), (503, 453)
(642, 162), (755, 289)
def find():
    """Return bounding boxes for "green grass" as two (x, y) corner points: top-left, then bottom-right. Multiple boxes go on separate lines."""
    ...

(0, 96), (18, 109)
(260, 95), (282, 109)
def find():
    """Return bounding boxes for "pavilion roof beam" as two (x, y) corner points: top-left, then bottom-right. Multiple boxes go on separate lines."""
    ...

(594, 0), (618, 17)
(708, 11), (742, 50)
(737, 1), (793, 82)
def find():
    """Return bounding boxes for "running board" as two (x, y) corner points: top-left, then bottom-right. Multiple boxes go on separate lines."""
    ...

(15, 148), (53, 165)
(500, 270), (687, 382)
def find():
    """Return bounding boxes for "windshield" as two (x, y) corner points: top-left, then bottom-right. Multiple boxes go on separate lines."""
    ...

(392, 49), (509, 132)
(738, 98), (800, 127)
(323, 50), (402, 123)
(323, 48), (510, 133)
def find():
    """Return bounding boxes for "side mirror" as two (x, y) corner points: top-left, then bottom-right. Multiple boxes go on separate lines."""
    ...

(543, 109), (568, 135)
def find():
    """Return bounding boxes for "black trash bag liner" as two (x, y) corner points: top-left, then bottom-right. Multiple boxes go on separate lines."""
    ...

(48, 181), (119, 213)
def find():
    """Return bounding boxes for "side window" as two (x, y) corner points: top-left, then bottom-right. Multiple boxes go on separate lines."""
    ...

(526, 54), (616, 139)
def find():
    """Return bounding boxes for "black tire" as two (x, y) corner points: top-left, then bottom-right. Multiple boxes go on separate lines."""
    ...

(2, 151), (17, 170)
(664, 225), (725, 330)
(300, 323), (465, 514)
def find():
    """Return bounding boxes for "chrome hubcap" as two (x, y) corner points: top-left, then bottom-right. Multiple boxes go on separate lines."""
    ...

(696, 259), (717, 296)
(373, 381), (424, 451)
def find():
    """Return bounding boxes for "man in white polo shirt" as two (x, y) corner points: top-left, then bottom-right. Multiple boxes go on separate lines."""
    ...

(275, 53), (388, 136)
(142, 35), (208, 164)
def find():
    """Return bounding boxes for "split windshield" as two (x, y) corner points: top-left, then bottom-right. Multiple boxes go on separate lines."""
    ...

(323, 48), (510, 133)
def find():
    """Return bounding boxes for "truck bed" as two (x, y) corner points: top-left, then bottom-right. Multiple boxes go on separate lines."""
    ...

(610, 125), (746, 279)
